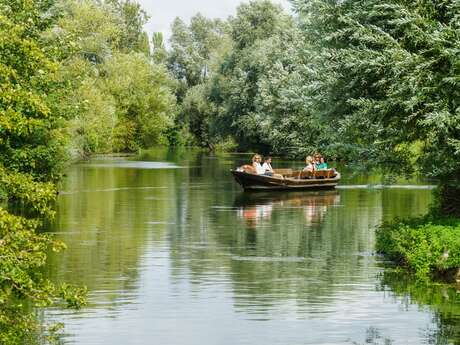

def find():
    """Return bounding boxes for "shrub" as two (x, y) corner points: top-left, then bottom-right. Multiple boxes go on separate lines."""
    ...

(377, 216), (460, 280)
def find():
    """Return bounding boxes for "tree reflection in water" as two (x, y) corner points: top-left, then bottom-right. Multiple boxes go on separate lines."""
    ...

(378, 271), (460, 345)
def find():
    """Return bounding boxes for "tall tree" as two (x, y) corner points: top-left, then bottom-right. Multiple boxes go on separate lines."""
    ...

(152, 32), (167, 63)
(208, 0), (308, 152)
(168, 14), (228, 91)
(0, 1), (85, 343)
(294, 0), (460, 215)
(107, 0), (150, 53)
(103, 53), (175, 151)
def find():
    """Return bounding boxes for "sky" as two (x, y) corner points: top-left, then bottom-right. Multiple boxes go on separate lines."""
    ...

(137, 0), (292, 42)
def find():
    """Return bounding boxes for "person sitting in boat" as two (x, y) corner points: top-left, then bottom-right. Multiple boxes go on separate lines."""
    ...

(262, 156), (283, 179)
(303, 156), (316, 172)
(262, 156), (274, 176)
(252, 154), (265, 175)
(313, 153), (322, 169)
(316, 156), (328, 170)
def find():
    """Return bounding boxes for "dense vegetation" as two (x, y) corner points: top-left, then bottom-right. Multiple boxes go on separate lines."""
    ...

(1, 0), (459, 340)
(0, 0), (86, 343)
(377, 216), (460, 280)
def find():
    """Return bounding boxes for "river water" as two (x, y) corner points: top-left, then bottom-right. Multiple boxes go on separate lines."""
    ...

(44, 149), (460, 345)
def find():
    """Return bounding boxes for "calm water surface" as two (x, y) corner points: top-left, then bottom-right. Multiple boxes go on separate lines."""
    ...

(44, 149), (460, 345)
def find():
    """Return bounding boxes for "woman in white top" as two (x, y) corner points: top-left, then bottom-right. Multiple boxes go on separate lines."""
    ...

(252, 154), (265, 175)
(303, 156), (316, 172)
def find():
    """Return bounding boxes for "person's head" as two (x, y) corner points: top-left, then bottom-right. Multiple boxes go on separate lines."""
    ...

(264, 156), (272, 164)
(305, 156), (313, 164)
(320, 157), (325, 164)
(252, 154), (262, 163)
(314, 153), (322, 162)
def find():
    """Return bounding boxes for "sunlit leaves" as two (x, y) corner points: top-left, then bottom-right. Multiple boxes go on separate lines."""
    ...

(294, 0), (460, 184)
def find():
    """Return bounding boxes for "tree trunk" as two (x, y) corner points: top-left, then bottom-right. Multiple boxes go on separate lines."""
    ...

(438, 183), (460, 218)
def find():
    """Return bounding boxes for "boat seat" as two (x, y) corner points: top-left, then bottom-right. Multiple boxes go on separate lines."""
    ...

(297, 170), (336, 179)
(298, 171), (313, 179)
(315, 170), (329, 179)
(315, 169), (337, 179)
(273, 168), (293, 177)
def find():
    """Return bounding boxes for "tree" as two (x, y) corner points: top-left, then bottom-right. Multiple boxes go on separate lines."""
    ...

(293, 0), (460, 215)
(51, 0), (123, 63)
(106, 0), (150, 53)
(103, 53), (176, 151)
(168, 14), (229, 91)
(43, 0), (170, 156)
(0, 1), (86, 343)
(152, 32), (167, 64)
(207, 0), (308, 152)
(182, 84), (214, 148)
(166, 13), (231, 146)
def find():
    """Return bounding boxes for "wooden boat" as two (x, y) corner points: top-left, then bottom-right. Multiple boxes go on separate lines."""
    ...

(231, 167), (340, 191)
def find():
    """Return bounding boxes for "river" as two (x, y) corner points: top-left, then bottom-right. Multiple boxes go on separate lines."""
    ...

(43, 149), (460, 345)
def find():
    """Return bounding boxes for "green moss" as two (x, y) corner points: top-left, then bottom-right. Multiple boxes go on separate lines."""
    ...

(376, 215), (460, 280)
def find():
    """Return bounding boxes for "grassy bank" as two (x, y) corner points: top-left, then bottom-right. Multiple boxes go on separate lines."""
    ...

(376, 215), (460, 281)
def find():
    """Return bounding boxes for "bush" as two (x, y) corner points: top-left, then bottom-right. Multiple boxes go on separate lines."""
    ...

(376, 216), (460, 280)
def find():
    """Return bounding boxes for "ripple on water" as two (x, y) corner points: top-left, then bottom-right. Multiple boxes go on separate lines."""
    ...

(83, 161), (182, 169)
(60, 186), (167, 194)
(337, 184), (436, 190)
(231, 256), (307, 263)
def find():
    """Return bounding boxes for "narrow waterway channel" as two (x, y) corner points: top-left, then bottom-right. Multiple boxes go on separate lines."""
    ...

(43, 149), (460, 345)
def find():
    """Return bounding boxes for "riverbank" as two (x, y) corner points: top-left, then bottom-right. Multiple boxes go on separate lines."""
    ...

(376, 214), (460, 282)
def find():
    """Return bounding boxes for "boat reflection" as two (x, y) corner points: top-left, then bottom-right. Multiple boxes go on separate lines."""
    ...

(234, 191), (340, 228)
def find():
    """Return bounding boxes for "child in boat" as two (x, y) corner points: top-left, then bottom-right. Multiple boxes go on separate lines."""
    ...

(252, 154), (265, 175)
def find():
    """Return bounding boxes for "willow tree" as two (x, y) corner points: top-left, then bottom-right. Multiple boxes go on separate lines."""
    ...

(294, 0), (460, 216)
(206, 0), (323, 154)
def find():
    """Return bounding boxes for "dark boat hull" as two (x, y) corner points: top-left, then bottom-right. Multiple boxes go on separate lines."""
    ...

(231, 170), (340, 191)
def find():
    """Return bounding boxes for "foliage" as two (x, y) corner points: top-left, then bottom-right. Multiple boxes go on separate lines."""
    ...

(152, 32), (167, 64)
(102, 52), (175, 151)
(0, 4), (66, 181)
(204, 1), (324, 154)
(0, 0), (87, 343)
(182, 84), (214, 148)
(168, 14), (229, 90)
(50, 0), (123, 63)
(293, 0), (460, 212)
(166, 13), (231, 147)
(0, 207), (87, 344)
(45, 0), (176, 156)
(107, 0), (150, 54)
(376, 215), (460, 279)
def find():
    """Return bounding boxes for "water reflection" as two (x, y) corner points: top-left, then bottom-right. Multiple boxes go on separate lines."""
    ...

(379, 271), (460, 345)
(235, 191), (340, 228)
(42, 150), (460, 345)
